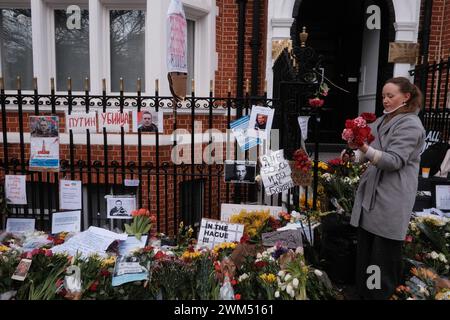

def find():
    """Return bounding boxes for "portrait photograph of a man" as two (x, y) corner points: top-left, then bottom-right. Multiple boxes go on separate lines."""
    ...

(106, 196), (136, 219)
(132, 110), (163, 133)
(224, 160), (257, 184)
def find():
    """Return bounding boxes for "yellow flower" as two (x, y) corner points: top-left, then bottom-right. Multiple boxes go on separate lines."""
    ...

(259, 273), (277, 283)
(101, 256), (117, 268)
(318, 162), (329, 171)
(230, 210), (270, 238)
(213, 242), (237, 253)
(0, 245), (9, 253)
(181, 250), (202, 261)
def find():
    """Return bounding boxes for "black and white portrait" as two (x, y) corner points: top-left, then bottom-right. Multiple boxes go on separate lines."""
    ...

(106, 196), (136, 219)
(224, 160), (257, 184)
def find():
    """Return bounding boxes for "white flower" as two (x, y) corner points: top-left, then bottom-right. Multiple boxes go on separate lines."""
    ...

(295, 246), (304, 255)
(314, 269), (323, 277)
(286, 284), (293, 295)
(445, 233), (450, 238)
(438, 253), (447, 263)
(274, 291), (280, 298)
(238, 273), (249, 282)
(292, 278), (299, 288)
(284, 274), (292, 282)
(430, 251), (439, 260)
(289, 290), (295, 298)
(278, 270), (285, 278)
(256, 253), (262, 259)
(280, 284), (286, 291)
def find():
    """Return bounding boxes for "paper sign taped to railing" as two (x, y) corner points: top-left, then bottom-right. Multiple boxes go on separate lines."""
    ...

(6, 218), (35, 234)
(260, 149), (295, 195)
(197, 218), (244, 250)
(52, 211), (81, 234)
(66, 112), (97, 133)
(98, 110), (131, 132)
(5, 175), (27, 205)
(59, 180), (82, 210)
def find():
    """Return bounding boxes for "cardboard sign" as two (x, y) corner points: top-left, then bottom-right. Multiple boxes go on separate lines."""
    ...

(65, 112), (97, 133)
(260, 150), (295, 195)
(197, 218), (244, 250)
(98, 110), (131, 132)
(262, 229), (303, 249)
(388, 42), (419, 64)
(4, 175), (27, 205)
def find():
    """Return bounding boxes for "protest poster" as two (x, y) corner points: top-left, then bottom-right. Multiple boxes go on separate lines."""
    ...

(230, 115), (261, 151)
(224, 160), (256, 184)
(52, 211), (81, 234)
(220, 203), (283, 222)
(29, 116), (60, 171)
(167, 0), (188, 73)
(259, 149), (295, 195)
(6, 218), (35, 234)
(65, 111), (97, 133)
(106, 195), (136, 219)
(98, 110), (131, 132)
(112, 255), (148, 287)
(59, 180), (82, 210)
(4, 175), (27, 205)
(197, 218), (244, 250)
(118, 235), (148, 256)
(248, 106), (275, 140)
(132, 110), (163, 133)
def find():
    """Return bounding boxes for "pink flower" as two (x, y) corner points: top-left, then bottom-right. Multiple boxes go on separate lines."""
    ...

(341, 128), (354, 141)
(308, 98), (324, 108)
(353, 116), (367, 128)
(45, 250), (53, 257)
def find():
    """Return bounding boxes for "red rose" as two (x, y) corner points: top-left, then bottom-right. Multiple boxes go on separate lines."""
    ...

(308, 98), (324, 108)
(231, 279), (237, 286)
(255, 261), (268, 269)
(154, 251), (165, 260)
(234, 294), (241, 300)
(360, 112), (377, 123)
(89, 280), (99, 292)
(405, 235), (413, 243)
(240, 234), (250, 244)
(45, 250), (53, 257)
(345, 119), (356, 129)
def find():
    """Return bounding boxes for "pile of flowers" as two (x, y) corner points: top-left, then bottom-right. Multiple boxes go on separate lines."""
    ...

(229, 209), (273, 241)
(341, 112), (376, 148)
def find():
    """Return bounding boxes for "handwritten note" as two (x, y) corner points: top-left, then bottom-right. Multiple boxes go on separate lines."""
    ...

(197, 218), (244, 250)
(260, 150), (295, 195)
(5, 175), (27, 205)
(98, 110), (131, 132)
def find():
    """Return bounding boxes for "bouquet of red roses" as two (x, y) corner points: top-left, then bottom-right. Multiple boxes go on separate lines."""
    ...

(341, 112), (376, 147)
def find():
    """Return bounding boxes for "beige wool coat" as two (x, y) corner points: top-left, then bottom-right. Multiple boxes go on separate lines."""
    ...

(351, 112), (425, 241)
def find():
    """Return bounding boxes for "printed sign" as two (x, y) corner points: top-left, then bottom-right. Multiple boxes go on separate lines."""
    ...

(132, 110), (163, 133)
(106, 196), (136, 219)
(29, 116), (60, 171)
(262, 229), (303, 249)
(6, 218), (35, 234)
(4, 175), (27, 205)
(197, 218), (244, 250)
(112, 255), (148, 287)
(167, 0), (188, 73)
(98, 110), (131, 132)
(248, 106), (275, 140)
(65, 112), (97, 133)
(260, 150), (295, 195)
(59, 180), (82, 210)
(230, 115), (261, 151)
(52, 210), (81, 234)
(224, 160), (257, 184)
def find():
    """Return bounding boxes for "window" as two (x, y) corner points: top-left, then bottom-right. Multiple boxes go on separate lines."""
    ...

(180, 179), (204, 228)
(186, 19), (195, 93)
(54, 9), (90, 91)
(110, 10), (145, 92)
(0, 9), (33, 90)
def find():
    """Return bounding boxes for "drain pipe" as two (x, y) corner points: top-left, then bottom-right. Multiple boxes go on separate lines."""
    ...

(421, 0), (434, 62)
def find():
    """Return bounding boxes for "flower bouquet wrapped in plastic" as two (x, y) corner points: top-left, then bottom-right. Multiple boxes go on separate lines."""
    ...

(341, 112), (376, 148)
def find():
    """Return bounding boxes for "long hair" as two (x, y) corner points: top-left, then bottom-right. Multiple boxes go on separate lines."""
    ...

(384, 77), (423, 115)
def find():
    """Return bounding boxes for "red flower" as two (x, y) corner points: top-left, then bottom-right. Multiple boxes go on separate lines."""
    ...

(154, 251), (165, 260)
(231, 279), (237, 286)
(327, 158), (342, 167)
(255, 261), (268, 269)
(308, 97), (324, 108)
(89, 280), (99, 292)
(345, 119), (356, 129)
(45, 250), (53, 257)
(143, 246), (154, 253)
(234, 294), (241, 300)
(405, 235), (413, 243)
(100, 269), (111, 277)
(240, 234), (250, 244)
(361, 112), (377, 124)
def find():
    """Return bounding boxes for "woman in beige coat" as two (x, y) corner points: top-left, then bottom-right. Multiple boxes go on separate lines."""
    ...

(348, 77), (425, 299)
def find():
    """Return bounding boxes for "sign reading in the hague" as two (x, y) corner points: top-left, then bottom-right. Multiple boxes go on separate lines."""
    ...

(197, 218), (244, 250)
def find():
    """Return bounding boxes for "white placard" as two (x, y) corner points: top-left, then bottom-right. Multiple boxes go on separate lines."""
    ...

(5, 175), (27, 205)
(248, 106), (275, 140)
(52, 210), (81, 234)
(297, 116), (310, 140)
(197, 218), (244, 250)
(106, 196), (136, 219)
(29, 116), (60, 171)
(59, 180), (82, 210)
(220, 204), (283, 222)
(51, 226), (128, 259)
(118, 235), (148, 256)
(260, 149), (295, 195)
(6, 218), (35, 234)
(98, 110), (131, 132)
(65, 112), (97, 133)
(436, 185), (450, 210)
